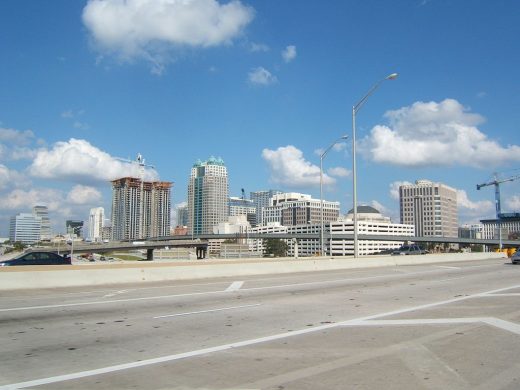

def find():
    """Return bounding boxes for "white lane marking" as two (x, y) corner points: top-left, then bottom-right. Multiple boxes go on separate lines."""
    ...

(436, 266), (460, 269)
(481, 318), (520, 335)
(436, 277), (466, 283)
(2, 283), (520, 390)
(103, 290), (130, 298)
(0, 265), (498, 313)
(153, 303), (260, 319)
(479, 293), (520, 297)
(343, 318), (484, 326)
(225, 281), (244, 292)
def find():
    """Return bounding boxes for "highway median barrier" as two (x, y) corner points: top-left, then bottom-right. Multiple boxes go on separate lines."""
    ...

(0, 252), (507, 291)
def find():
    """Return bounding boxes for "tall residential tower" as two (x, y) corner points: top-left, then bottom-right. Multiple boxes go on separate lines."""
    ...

(88, 207), (105, 242)
(187, 157), (229, 235)
(111, 177), (172, 240)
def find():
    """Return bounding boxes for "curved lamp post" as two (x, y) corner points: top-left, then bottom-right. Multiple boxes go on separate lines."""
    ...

(352, 73), (398, 258)
(320, 135), (349, 256)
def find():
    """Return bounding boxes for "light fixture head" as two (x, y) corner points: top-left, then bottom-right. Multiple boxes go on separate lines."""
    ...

(386, 73), (399, 80)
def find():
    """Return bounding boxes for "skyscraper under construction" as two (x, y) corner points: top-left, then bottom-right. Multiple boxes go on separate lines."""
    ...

(111, 177), (172, 240)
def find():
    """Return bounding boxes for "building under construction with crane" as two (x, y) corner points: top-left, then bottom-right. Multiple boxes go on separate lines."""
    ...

(110, 154), (172, 241)
(477, 172), (520, 244)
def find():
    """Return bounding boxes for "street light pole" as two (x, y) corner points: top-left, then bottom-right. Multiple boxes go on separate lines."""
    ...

(352, 73), (398, 258)
(320, 135), (348, 257)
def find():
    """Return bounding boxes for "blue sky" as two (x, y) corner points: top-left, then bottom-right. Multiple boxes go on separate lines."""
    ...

(0, 0), (519, 236)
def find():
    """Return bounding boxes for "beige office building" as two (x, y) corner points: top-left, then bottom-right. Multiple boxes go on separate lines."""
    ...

(399, 180), (458, 237)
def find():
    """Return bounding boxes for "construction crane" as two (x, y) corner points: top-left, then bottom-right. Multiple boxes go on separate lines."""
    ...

(115, 153), (155, 239)
(477, 172), (520, 249)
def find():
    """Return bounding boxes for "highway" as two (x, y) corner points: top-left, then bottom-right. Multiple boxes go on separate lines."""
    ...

(1, 256), (520, 389)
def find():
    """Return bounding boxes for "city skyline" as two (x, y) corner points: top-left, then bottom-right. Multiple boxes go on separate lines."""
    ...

(0, 0), (519, 236)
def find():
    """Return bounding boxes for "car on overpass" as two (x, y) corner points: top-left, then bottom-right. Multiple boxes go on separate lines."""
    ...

(0, 252), (71, 266)
(391, 244), (427, 256)
(511, 250), (520, 265)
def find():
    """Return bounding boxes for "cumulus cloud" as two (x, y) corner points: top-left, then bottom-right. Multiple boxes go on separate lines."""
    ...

(0, 127), (34, 145)
(389, 180), (412, 201)
(66, 185), (102, 205)
(0, 127), (39, 161)
(249, 42), (269, 52)
(82, 0), (254, 74)
(248, 67), (277, 85)
(262, 145), (334, 187)
(327, 167), (350, 178)
(362, 99), (520, 168)
(457, 189), (495, 222)
(29, 138), (158, 185)
(0, 188), (64, 212)
(282, 45), (296, 63)
(506, 195), (520, 211)
(0, 165), (30, 190)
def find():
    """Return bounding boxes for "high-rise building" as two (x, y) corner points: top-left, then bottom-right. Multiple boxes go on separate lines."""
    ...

(229, 196), (257, 226)
(10, 213), (42, 244)
(32, 205), (51, 240)
(88, 207), (105, 242)
(187, 157), (229, 235)
(262, 192), (340, 226)
(399, 180), (458, 237)
(66, 220), (84, 237)
(176, 204), (189, 227)
(250, 190), (282, 226)
(111, 177), (172, 240)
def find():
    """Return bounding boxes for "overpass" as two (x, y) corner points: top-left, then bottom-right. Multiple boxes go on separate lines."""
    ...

(31, 234), (518, 260)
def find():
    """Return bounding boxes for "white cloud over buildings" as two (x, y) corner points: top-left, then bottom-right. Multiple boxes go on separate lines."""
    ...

(362, 99), (520, 168)
(82, 0), (254, 74)
(262, 145), (334, 187)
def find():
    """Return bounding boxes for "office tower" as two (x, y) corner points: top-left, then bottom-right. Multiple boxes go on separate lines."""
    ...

(262, 192), (340, 226)
(88, 207), (105, 242)
(9, 213), (42, 244)
(187, 157), (229, 235)
(176, 204), (189, 227)
(66, 220), (84, 237)
(229, 196), (257, 226)
(399, 179), (458, 237)
(32, 205), (51, 240)
(250, 190), (282, 226)
(111, 177), (172, 240)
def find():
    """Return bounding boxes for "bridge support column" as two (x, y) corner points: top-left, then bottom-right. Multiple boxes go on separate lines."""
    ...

(293, 238), (298, 259)
(196, 247), (207, 259)
(146, 248), (154, 261)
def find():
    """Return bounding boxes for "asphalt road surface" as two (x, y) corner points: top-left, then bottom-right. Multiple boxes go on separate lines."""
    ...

(1, 256), (520, 389)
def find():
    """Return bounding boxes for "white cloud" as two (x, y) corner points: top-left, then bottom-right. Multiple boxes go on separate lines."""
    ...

(362, 98), (520, 168)
(389, 180), (412, 201)
(457, 189), (495, 222)
(82, 0), (254, 73)
(249, 42), (269, 52)
(0, 127), (34, 145)
(506, 195), (520, 211)
(66, 185), (102, 205)
(282, 45), (296, 63)
(262, 145), (334, 187)
(0, 165), (30, 191)
(0, 188), (64, 212)
(29, 138), (158, 185)
(327, 167), (350, 178)
(248, 67), (277, 85)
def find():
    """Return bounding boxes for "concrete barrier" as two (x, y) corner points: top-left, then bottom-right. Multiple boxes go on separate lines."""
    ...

(0, 252), (507, 291)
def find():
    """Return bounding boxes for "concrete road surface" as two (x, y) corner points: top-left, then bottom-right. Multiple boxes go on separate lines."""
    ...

(1, 256), (520, 389)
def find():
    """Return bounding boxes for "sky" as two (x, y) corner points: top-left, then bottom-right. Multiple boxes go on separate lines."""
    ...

(0, 0), (519, 236)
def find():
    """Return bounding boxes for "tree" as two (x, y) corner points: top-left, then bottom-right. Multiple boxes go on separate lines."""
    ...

(264, 238), (288, 257)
